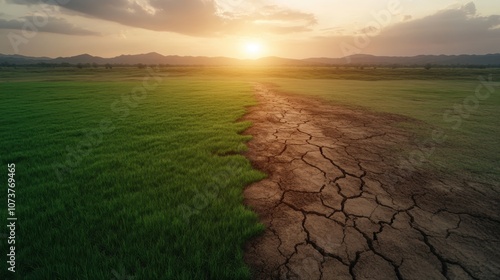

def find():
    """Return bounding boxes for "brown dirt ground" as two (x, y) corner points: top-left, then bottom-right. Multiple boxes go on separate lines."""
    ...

(242, 83), (500, 280)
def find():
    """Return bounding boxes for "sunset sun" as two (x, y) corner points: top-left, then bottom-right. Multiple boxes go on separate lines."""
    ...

(244, 42), (264, 58)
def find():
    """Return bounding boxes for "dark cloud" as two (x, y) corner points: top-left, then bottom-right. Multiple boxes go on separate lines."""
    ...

(7, 0), (222, 35)
(328, 2), (500, 57)
(372, 2), (500, 52)
(0, 16), (100, 35)
(5, 0), (317, 36)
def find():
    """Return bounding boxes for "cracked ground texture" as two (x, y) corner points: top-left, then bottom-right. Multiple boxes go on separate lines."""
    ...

(242, 84), (500, 280)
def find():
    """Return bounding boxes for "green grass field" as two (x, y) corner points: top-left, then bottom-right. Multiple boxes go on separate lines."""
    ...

(1, 66), (499, 279)
(0, 71), (264, 279)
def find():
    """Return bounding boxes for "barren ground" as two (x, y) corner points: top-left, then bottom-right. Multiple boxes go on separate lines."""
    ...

(243, 84), (500, 280)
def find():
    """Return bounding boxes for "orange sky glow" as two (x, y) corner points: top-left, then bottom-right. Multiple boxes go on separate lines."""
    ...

(0, 0), (499, 58)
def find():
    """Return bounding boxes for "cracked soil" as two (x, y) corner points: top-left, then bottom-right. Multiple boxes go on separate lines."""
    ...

(243, 84), (500, 280)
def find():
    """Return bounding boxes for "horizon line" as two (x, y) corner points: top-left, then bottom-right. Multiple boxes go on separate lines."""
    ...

(2, 52), (500, 61)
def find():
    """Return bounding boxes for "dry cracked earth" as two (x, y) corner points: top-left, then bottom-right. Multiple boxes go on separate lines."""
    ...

(242, 84), (500, 280)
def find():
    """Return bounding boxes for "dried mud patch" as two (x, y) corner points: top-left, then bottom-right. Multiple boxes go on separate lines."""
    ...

(243, 84), (500, 280)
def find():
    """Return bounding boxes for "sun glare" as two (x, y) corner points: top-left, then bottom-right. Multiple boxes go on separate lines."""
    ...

(244, 42), (263, 58)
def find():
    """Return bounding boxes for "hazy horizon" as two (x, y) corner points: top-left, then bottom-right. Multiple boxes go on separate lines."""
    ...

(1, 0), (500, 59)
(4, 51), (500, 61)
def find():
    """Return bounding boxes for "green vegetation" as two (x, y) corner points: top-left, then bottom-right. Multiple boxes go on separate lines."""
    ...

(269, 78), (500, 182)
(1, 66), (499, 82)
(0, 73), (264, 279)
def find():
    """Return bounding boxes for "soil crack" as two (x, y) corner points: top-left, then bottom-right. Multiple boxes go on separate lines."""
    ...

(243, 84), (500, 280)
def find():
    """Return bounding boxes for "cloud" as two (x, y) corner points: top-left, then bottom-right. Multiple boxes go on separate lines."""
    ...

(222, 4), (317, 35)
(320, 2), (500, 57)
(249, 5), (317, 25)
(372, 2), (500, 52)
(5, 0), (316, 36)
(245, 5), (317, 33)
(0, 16), (101, 35)
(5, 0), (226, 35)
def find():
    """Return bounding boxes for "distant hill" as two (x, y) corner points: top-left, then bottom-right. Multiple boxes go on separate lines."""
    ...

(1, 52), (499, 66)
(0, 54), (52, 65)
(304, 54), (500, 66)
(51, 54), (108, 64)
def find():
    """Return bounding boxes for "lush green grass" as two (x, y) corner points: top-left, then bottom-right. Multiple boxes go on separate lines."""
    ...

(0, 74), (264, 279)
(2, 66), (499, 82)
(268, 78), (500, 182)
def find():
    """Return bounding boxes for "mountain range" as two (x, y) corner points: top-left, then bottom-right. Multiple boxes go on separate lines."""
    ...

(1, 53), (500, 66)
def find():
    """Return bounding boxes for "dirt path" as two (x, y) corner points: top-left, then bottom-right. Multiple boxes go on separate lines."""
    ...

(243, 84), (500, 280)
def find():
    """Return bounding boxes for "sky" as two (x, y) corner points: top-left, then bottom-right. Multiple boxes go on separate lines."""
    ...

(0, 0), (499, 59)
